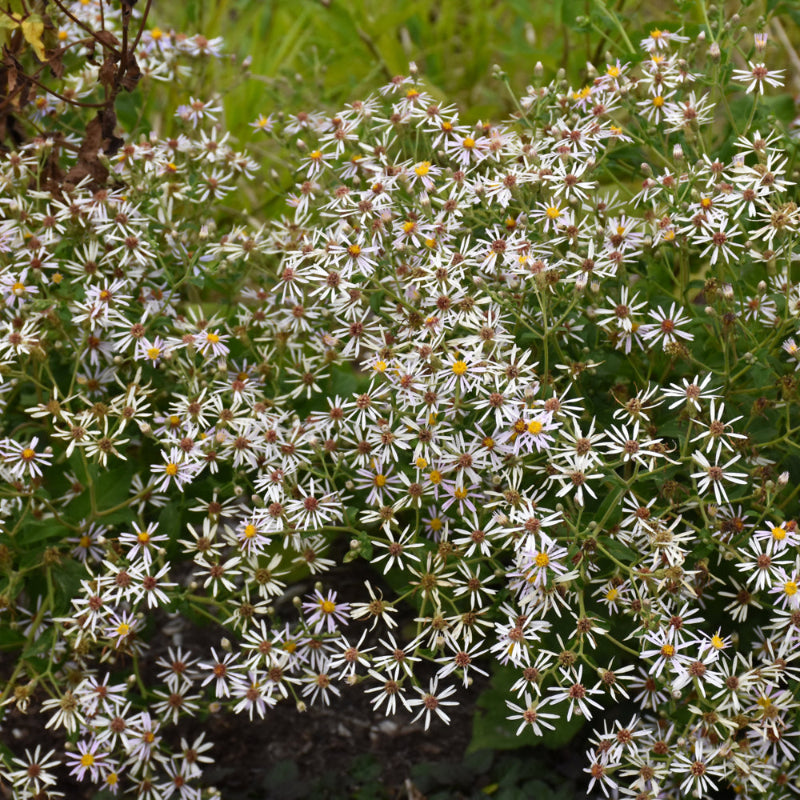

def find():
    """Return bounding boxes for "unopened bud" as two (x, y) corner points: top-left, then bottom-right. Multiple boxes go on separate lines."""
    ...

(709, 42), (720, 60)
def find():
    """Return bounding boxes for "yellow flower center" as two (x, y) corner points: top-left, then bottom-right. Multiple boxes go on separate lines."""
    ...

(454, 487), (468, 500)
(452, 360), (468, 375)
(660, 644), (675, 658)
(429, 517), (443, 531)
(309, 150), (322, 161)
(206, 332), (220, 344)
(545, 205), (561, 220)
(711, 634), (725, 649)
(244, 524), (257, 538)
(79, 535), (91, 548)
(527, 420), (543, 435)
(772, 526), (787, 540)
(21, 448), (35, 461)
(605, 588), (619, 601)
(137, 530), (150, 543)
(415, 161), (431, 176)
(80, 753), (95, 768)
(165, 462), (178, 476)
(784, 581), (798, 596)
(117, 622), (130, 637)
(151, 27), (163, 40)
(320, 599), (336, 614)
(535, 552), (550, 568)
(12, 281), (25, 295)
(374, 474), (387, 487)
(147, 346), (161, 360)
(347, 243), (361, 257)
(652, 96), (665, 108)
(415, 457), (428, 469)
(462, 137), (475, 149)
(607, 65), (621, 78)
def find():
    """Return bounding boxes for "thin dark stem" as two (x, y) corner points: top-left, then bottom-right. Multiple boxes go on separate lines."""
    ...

(129, 0), (154, 56)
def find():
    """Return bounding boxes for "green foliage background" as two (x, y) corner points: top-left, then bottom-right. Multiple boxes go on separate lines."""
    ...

(132, 0), (799, 222)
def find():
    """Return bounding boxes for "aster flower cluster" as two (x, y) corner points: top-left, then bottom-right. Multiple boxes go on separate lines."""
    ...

(1, 3), (800, 799)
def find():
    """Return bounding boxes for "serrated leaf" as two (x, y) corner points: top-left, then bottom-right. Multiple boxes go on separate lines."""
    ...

(21, 14), (46, 61)
(357, 529), (373, 559)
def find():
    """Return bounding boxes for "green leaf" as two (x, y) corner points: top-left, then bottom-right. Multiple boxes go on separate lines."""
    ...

(602, 536), (639, 564)
(19, 519), (64, 546)
(52, 558), (88, 613)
